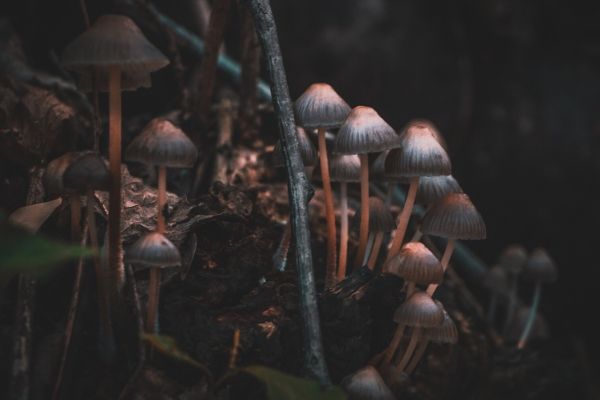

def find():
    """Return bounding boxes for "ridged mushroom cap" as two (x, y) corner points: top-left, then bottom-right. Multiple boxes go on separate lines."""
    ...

(407, 119), (448, 149)
(498, 244), (528, 274)
(351, 197), (396, 233)
(341, 366), (395, 400)
(329, 154), (361, 182)
(426, 308), (458, 344)
(126, 232), (181, 268)
(371, 150), (396, 182)
(393, 291), (444, 327)
(483, 265), (509, 294)
(272, 126), (317, 167)
(293, 83), (351, 129)
(416, 175), (463, 205)
(62, 15), (169, 91)
(333, 106), (399, 155)
(63, 152), (109, 192)
(384, 242), (444, 285)
(421, 193), (486, 240)
(126, 118), (197, 167)
(523, 248), (558, 283)
(43, 152), (82, 196)
(385, 121), (451, 178)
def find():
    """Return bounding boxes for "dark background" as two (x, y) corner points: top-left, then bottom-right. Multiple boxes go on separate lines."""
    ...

(2, 0), (599, 373)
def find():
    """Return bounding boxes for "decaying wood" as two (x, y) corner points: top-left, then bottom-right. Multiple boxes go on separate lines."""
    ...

(212, 95), (235, 184)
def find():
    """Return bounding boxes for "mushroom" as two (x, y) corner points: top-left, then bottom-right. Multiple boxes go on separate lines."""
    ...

(420, 193), (486, 295)
(385, 121), (451, 260)
(483, 264), (508, 325)
(351, 196), (396, 269)
(517, 248), (557, 349)
(497, 244), (528, 334)
(381, 242), (444, 367)
(371, 150), (396, 207)
(294, 83), (351, 285)
(126, 118), (197, 332)
(62, 152), (113, 348)
(334, 106), (398, 269)
(62, 14), (169, 298)
(341, 366), (395, 400)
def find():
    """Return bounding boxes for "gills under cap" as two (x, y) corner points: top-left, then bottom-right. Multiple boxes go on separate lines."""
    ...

(416, 175), (463, 205)
(63, 152), (110, 192)
(393, 291), (444, 327)
(126, 232), (181, 268)
(384, 242), (444, 285)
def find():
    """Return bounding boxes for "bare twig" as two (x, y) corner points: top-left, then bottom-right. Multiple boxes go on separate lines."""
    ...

(212, 94), (235, 184)
(243, 0), (330, 384)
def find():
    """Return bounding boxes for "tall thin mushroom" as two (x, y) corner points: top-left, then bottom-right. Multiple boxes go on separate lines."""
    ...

(351, 197), (396, 269)
(498, 244), (528, 334)
(294, 83), (351, 286)
(62, 15), (169, 299)
(334, 106), (398, 269)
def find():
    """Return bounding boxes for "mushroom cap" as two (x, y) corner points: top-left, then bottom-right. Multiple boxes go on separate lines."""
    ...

(272, 126), (317, 167)
(371, 150), (396, 183)
(63, 152), (110, 192)
(416, 175), (463, 205)
(523, 248), (558, 283)
(126, 232), (181, 268)
(329, 154), (361, 182)
(351, 196), (396, 233)
(293, 83), (351, 129)
(421, 193), (486, 240)
(340, 366), (395, 400)
(384, 242), (444, 285)
(62, 15), (169, 91)
(483, 265), (509, 294)
(498, 244), (528, 274)
(333, 106), (399, 155)
(393, 291), (444, 327)
(385, 121), (451, 178)
(426, 309), (458, 344)
(126, 118), (197, 167)
(43, 152), (82, 196)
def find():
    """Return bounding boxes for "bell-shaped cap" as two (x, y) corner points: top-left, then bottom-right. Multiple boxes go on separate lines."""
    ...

(385, 121), (451, 178)
(523, 248), (558, 283)
(126, 118), (197, 167)
(416, 175), (462, 205)
(483, 265), (508, 294)
(126, 232), (181, 268)
(62, 15), (169, 91)
(341, 366), (395, 400)
(393, 291), (444, 327)
(43, 152), (82, 196)
(329, 154), (361, 182)
(334, 106), (399, 155)
(384, 242), (444, 285)
(63, 152), (110, 192)
(498, 244), (528, 275)
(293, 83), (351, 129)
(272, 126), (317, 167)
(421, 193), (486, 240)
(351, 197), (396, 233)
(426, 308), (458, 344)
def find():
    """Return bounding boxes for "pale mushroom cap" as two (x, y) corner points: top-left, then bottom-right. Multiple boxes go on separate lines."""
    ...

(126, 232), (181, 268)
(385, 121), (451, 178)
(384, 242), (444, 285)
(62, 15), (169, 91)
(329, 154), (361, 182)
(294, 83), (351, 129)
(126, 118), (197, 167)
(523, 248), (558, 283)
(416, 175), (463, 205)
(352, 197), (396, 233)
(483, 265), (509, 293)
(393, 291), (444, 327)
(272, 126), (317, 167)
(63, 152), (110, 192)
(421, 193), (486, 240)
(333, 106), (399, 155)
(43, 152), (82, 196)
(426, 309), (458, 344)
(341, 366), (395, 400)
(498, 244), (528, 274)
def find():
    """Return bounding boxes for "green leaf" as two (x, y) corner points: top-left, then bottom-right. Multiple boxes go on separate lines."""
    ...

(142, 333), (204, 369)
(243, 366), (347, 400)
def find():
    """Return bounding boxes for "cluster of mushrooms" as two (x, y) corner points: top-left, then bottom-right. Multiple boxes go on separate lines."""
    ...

(485, 245), (557, 349)
(42, 14), (198, 355)
(276, 83), (487, 388)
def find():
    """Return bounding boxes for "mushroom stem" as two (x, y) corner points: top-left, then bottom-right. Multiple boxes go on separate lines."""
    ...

(338, 181), (349, 280)
(387, 177), (419, 260)
(381, 324), (406, 368)
(426, 239), (456, 296)
(87, 190), (114, 354)
(385, 182), (393, 207)
(317, 128), (337, 286)
(145, 268), (160, 333)
(366, 232), (384, 270)
(503, 274), (519, 335)
(157, 166), (167, 233)
(405, 281), (416, 298)
(395, 327), (421, 372)
(517, 282), (542, 349)
(354, 154), (370, 269)
(108, 66), (123, 298)
(69, 194), (81, 241)
(273, 222), (292, 272)
(405, 338), (429, 374)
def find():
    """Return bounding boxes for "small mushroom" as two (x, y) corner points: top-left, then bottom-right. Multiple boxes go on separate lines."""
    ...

(294, 83), (351, 286)
(497, 244), (528, 333)
(334, 106), (399, 269)
(483, 265), (508, 325)
(341, 366), (395, 400)
(371, 150), (396, 207)
(517, 248), (557, 349)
